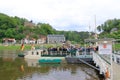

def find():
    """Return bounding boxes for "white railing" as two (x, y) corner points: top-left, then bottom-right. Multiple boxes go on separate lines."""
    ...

(112, 52), (120, 64)
(93, 52), (111, 80)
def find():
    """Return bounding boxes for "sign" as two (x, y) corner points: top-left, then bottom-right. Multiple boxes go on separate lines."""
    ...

(98, 41), (112, 54)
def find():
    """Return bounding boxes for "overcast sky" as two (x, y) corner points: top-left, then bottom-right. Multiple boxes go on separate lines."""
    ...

(0, 0), (120, 32)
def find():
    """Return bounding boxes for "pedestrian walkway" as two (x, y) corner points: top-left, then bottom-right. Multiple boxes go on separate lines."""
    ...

(93, 52), (120, 80)
(93, 53), (111, 80)
(113, 62), (120, 80)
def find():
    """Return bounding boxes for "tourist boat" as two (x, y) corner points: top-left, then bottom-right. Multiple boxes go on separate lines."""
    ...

(65, 49), (93, 64)
(24, 49), (69, 63)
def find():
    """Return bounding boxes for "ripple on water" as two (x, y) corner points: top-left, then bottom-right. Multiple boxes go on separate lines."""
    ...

(19, 64), (100, 80)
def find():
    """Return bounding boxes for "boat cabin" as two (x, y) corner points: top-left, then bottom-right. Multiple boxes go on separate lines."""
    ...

(24, 50), (43, 59)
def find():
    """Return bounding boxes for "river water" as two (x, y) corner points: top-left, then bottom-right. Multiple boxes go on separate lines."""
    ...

(0, 50), (102, 80)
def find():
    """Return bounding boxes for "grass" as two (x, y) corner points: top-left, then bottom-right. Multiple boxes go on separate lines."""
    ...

(0, 44), (31, 50)
(114, 43), (120, 51)
(0, 43), (63, 51)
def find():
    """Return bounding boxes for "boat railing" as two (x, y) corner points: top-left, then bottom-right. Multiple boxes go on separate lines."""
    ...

(66, 49), (93, 57)
(77, 51), (93, 55)
(41, 50), (70, 56)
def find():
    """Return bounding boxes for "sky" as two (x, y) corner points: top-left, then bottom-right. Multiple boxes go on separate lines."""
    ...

(0, 0), (120, 32)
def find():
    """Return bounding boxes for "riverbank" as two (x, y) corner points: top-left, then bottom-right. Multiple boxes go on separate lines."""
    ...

(0, 44), (31, 50)
(0, 43), (62, 51)
(0, 43), (119, 51)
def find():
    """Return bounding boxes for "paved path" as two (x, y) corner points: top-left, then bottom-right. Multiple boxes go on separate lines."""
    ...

(113, 62), (120, 80)
(100, 54), (120, 80)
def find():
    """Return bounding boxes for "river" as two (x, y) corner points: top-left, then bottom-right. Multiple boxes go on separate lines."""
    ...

(0, 50), (102, 80)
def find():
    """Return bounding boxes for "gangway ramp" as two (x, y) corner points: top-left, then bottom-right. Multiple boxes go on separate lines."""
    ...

(93, 52), (111, 80)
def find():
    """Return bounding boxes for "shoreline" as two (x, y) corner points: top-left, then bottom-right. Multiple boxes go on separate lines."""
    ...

(0, 43), (119, 51)
(0, 43), (62, 51)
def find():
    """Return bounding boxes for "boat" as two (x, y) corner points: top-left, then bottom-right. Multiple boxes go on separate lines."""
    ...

(39, 58), (62, 63)
(24, 58), (61, 67)
(18, 43), (25, 57)
(18, 53), (25, 57)
(65, 48), (93, 64)
(18, 51), (28, 57)
(24, 49), (69, 63)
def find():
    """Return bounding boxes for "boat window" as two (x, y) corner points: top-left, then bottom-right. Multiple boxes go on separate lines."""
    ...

(32, 52), (34, 55)
(41, 51), (43, 55)
(36, 52), (39, 55)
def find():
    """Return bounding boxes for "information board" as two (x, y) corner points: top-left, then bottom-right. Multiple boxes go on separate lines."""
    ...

(98, 41), (112, 54)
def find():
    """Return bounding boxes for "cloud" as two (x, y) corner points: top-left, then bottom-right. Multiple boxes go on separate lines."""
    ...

(0, 0), (120, 31)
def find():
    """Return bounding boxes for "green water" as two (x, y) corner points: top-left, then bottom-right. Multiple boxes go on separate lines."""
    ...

(0, 50), (102, 80)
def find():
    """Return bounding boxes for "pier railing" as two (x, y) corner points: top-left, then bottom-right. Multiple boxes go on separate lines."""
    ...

(112, 52), (120, 64)
(93, 52), (111, 80)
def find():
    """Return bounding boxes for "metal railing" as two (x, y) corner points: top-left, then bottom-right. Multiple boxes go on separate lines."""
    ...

(112, 53), (120, 64)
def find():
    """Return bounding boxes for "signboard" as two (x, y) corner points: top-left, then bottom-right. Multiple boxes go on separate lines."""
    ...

(98, 41), (112, 54)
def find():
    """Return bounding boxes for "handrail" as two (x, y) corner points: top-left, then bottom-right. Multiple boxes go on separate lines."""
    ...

(97, 53), (111, 65)
(78, 58), (100, 71)
(93, 52), (111, 80)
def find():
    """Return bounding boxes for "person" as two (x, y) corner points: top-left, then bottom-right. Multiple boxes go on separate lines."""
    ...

(96, 46), (98, 51)
(31, 44), (35, 50)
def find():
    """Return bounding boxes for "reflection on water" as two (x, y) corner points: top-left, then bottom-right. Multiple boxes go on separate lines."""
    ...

(0, 50), (101, 80)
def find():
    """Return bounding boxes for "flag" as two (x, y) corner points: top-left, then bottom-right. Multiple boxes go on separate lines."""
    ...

(21, 43), (24, 51)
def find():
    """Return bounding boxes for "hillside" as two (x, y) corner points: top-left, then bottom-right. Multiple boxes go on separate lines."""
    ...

(0, 13), (90, 43)
(1, 13), (120, 44)
(97, 18), (120, 40)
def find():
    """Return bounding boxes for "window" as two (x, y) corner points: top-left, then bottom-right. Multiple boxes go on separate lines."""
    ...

(36, 52), (39, 55)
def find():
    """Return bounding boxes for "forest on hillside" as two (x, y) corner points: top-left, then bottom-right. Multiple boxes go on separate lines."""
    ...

(0, 13), (91, 43)
(0, 13), (120, 43)
(97, 18), (120, 39)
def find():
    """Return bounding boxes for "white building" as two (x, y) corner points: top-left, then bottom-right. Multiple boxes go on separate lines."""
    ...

(21, 38), (36, 44)
(3, 38), (16, 44)
(37, 36), (46, 44)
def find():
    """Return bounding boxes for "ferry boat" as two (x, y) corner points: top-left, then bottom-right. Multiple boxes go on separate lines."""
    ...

(65, 49), (93, 64)
(24, 49), (69, 63)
